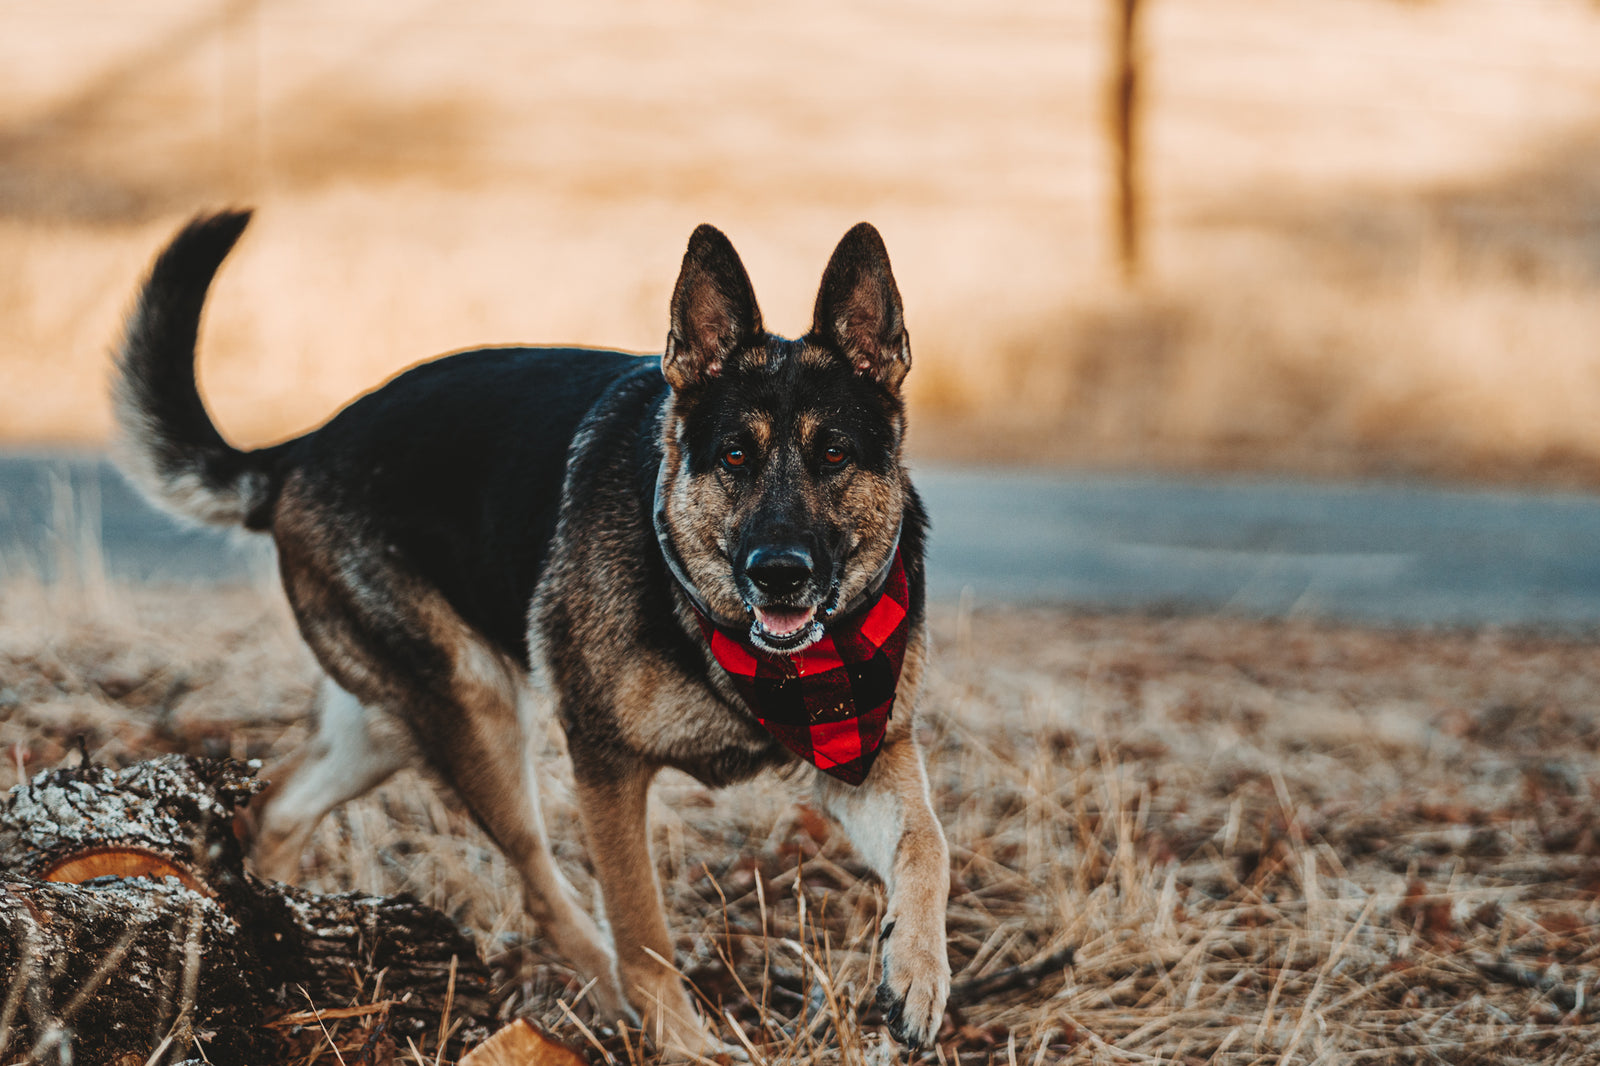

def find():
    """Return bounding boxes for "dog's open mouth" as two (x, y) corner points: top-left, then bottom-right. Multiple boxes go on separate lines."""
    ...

(755, 605), (816, 638)
(750, 605), (823, 653)
(743, 582), (840, 655)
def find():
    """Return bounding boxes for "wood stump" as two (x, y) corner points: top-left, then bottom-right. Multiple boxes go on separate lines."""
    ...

(0, 755), (493, 1065)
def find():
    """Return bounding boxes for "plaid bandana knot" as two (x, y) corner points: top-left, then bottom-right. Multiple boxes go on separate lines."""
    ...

(695, 551), (909, 786)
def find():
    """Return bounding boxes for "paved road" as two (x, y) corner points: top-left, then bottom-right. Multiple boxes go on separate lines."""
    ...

(4, 453), (1599, 628)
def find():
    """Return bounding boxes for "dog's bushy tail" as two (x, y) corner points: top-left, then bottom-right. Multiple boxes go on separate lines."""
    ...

(112, 210), (282, 530)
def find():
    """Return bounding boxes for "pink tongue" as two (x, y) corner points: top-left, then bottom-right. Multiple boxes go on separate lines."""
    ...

(756, 606), (814, 637)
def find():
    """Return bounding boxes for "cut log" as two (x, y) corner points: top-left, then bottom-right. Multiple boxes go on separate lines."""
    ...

(0, 755), (493, 1066)
(0, 756), (259, 898)
(0, 876), (278, 1066)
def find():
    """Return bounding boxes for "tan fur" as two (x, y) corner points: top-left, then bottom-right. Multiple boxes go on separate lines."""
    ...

(263, 475), (632, 1020)
(424, 622), (628, 1020)
(835, 469), (906, 605)
(736, 345), (772, 372)
(796, 345), (841, 373)
(743, 411), (773, 450)
(661, 444), (748, 621)
(572, 764), (708, 1054)
(795, 409), (824, 448)
(611, 660), (771, 764)
(816, 626), (950, 1041)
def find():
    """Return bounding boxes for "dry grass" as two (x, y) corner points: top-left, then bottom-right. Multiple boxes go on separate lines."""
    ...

(5, 0), (1600, 483)
(5, 560), (1600, 1064)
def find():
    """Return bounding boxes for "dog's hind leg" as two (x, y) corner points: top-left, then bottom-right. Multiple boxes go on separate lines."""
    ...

(270, 488), (628, 1017)
(441, 653), (633, 1017)
(251, 677), (415, 882)
(412, 629), (631, 1019)
(283, 618), (627, 1015)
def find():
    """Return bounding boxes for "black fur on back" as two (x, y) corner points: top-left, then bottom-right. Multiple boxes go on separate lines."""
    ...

(283, 346), (648, 659)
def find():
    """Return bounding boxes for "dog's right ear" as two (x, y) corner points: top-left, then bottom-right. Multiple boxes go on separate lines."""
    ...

(664, 225), (763, 390)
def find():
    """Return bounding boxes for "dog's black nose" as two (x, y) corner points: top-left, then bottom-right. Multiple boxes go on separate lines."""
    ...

(745, 546), (814, 597)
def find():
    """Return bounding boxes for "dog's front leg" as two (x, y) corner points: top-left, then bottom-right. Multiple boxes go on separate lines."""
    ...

(572, 758), (717, 1056)
(817, 730), (951, 1048)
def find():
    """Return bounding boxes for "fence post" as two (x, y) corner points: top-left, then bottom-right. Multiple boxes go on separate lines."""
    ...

(1109, 0), (1144, 283)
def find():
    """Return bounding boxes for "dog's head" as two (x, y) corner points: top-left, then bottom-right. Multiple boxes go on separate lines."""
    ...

(657, 223), (911, 654)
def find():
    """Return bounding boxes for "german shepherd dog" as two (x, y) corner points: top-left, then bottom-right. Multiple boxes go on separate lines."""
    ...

(112, 213), (950, 1055)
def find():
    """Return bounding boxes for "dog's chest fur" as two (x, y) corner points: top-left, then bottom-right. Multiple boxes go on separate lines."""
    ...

(533, 365), (792, 787)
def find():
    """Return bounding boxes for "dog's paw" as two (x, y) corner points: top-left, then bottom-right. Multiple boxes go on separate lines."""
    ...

(589, 980), (639, 1029)
(630, 976), (746, 1063)
(655, 1022), (749, 1063)
(876, 917), (951, 1049)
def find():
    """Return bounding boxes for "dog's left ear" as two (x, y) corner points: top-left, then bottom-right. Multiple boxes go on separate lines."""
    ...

(664, 225), (763, 390)
(810, 223), (910, 392)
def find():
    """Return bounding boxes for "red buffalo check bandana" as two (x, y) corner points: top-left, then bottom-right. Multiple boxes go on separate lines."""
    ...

(694, 551), (909, 786)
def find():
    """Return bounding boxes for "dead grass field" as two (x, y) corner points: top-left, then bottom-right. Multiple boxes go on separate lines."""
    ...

(5, 569), (1600, 1064)
(4, 0), (1600, 482)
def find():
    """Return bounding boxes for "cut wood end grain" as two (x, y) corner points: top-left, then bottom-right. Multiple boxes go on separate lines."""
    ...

(40, 845), (213, 896)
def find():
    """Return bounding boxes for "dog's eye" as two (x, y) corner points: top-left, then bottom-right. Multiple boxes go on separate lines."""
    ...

(721, 447), (747, 469)
(823, 446), (848, 466)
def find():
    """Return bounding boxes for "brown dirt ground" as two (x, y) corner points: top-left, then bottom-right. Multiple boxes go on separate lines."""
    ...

(3, 576), (1599, 1064)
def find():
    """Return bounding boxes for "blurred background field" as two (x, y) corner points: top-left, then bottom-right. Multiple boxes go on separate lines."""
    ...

(5, 0), (1600, 483)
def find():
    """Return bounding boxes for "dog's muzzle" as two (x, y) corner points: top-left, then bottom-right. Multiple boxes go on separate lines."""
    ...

(740, 543), (834, 652)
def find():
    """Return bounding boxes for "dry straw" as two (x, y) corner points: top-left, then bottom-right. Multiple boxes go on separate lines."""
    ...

(3, 567), (1599, 1062)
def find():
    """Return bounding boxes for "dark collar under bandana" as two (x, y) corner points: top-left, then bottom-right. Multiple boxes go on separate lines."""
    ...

(651, 461), (908, 785)
(691, 550), (909, 786)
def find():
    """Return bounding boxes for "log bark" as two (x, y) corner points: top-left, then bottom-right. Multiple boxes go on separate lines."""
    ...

(0, 876), (276, 1066)
(0, 755), (492, 1066)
